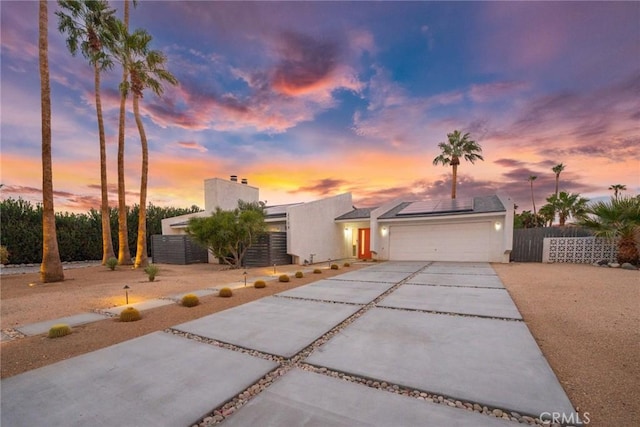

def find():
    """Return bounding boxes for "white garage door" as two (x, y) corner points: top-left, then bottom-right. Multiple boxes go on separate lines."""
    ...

(389, 222), (492, 262)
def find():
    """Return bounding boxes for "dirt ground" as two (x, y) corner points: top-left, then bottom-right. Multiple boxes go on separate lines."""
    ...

(1, 261), (638, 426)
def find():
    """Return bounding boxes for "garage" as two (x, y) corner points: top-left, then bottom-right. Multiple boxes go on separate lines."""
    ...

(387, 221), (494, 262)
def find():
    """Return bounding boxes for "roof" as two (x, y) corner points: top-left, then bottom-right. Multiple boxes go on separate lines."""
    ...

(335, 207), (378, 221)
(378, 195), (505, 220)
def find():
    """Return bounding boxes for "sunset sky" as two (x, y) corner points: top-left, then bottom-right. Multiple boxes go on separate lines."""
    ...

(1, 1), (638, 214)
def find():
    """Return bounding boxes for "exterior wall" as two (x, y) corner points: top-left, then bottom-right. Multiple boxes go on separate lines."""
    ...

(204, 178), (259, 212)
(370, 199), (405, 258)
(339, 221), (370, 258)
(161, 211), (208, 235)
(542, 237), (617, 264)
(287, 193), (353, 265)
(497, 194), (515, 263)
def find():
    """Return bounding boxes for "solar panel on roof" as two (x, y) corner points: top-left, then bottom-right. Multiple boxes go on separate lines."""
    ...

(398, 198), (474, 215)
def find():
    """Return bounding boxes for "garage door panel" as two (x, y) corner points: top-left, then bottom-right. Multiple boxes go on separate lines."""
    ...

(389, 223), (491, 262)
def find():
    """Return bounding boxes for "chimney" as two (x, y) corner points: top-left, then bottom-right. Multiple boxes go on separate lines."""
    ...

(241, 178), (248, 185)
(230, 175), (238, 182)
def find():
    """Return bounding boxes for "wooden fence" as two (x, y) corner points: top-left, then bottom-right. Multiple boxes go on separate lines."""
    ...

(510, 227), (593, 262)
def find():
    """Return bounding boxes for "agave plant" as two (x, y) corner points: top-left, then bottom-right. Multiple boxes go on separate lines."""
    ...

(580, 196), (640, 264)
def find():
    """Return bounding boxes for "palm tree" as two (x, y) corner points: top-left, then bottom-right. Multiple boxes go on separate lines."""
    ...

(609, 184), (626, 200)
(543, 192), (589, 226)
(580, 196), (640, 264)
(552, 163), (565, 198)
(432, 130), (484, 199)
(39, 0), (64, 283)
(119, 29), (177, 268)
(57, 0), (118, 265)
(528, 175), (538, 216)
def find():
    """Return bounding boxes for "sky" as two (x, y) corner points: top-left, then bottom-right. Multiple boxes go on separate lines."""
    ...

(1, 1), (639, 215)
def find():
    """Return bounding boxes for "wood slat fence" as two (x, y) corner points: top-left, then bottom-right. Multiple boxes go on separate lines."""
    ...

(510, 227), (593, 262)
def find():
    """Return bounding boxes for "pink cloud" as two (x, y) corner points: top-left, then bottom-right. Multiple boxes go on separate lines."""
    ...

(177, 141), (208, 153)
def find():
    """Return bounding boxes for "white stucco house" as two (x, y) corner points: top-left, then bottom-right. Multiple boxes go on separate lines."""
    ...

(159, 176), (514, 265)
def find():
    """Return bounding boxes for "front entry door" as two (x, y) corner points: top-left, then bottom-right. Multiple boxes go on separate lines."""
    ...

(358, 228), (372, 259)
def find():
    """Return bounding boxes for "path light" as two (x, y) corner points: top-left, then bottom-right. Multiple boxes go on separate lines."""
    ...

(243, 270), (247, 287)
(273, 264), (277, 275)
(123, 285), (130, 305)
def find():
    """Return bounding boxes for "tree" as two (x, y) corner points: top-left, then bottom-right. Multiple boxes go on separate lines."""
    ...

(57, 0), (118, 265)
(580, 196), (640, 264)
(528, 175), (538, 216)
(187, 201), (266, 268)
(115, 28), (177, 268)
(432, 130), (484, 199)
(609, 184), (626, 200)
(39, 0), (64, 283)
(513, 210), (544, 229)
(552, 163), (565, 198)
(541, 192), (589, 226)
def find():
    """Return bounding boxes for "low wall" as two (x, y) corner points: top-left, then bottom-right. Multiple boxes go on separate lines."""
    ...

(542, 236), (618, 264)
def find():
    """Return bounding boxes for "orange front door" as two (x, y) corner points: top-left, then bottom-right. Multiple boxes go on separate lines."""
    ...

(358, 228), (371, 259)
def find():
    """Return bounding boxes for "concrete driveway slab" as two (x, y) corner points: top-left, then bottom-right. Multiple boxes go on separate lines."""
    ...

(361, 262), (429, 273)
(408, 272), (504, 288)
(173, 297), (361, 358)
(331, 270), (412, 283)
(103, 298), (174, 315)
(14, 312), (108, 336)
(379, 284), (522, 319)
(278, 279), (395, 304)
(220, 368), (512, 427)
(1, 332), (277, 427)
(307, 308), (575, 418)
(431, 262), (492, 268)
(424, 265), (497, 275)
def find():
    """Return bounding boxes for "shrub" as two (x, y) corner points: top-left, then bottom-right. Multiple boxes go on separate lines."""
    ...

(254, 280), (266, 289)
(144, 264), (158, 281)
(279, 274), (290, 282)
(181, 293), (200, 307)
(219, 287), (233, 297)
(119, 307), (142, 322)
(48, 323), (71, 338)
(343, 262), (351, 267)
(313, 269), (322, 274)
(330, 264), (339, 270)
(295, 271), (304, 278)
(105, 257), (118, 271)
(0, 246), (9, 265)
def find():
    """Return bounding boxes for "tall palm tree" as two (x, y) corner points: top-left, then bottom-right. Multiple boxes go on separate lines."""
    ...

(552, 163), (565, 198)
(543, 192), (589, 226)
(580, 196), (640, 264)
(119, 29), (177, 268)
(528, 175), (538, 216)
(609, 184), (626, 200)
(115, 0), (135, 265)
(39, 0), (64, 283)
(57, 0), (118, 265)
(432, 130), (484, 199)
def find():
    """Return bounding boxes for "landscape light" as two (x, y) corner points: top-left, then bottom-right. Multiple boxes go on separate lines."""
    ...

(123, 285), (130, 305)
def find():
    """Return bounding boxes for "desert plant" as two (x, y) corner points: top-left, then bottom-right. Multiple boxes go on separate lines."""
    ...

(254, 280), (266, 289)
(313, 268), (322, 274)
(295, 271), (304, 278)
(181, 293), (200, 307)
(279, 274), (290, 282)
(105, 257), (118, 271)
(219, 287), (233, 297)
(330, 264), (339, 270)
(119, 307), (142, 322)
(343, 262), (351, 267)
(48, 323), (71, 338)
(144, 263), (158, 281)
(0, 245), (9, 265)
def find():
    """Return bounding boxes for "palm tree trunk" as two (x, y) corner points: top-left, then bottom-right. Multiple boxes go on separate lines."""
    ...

(554, 175), (560, 198)
(116, 0), (132, 265)
(133, 94), (149, 268)
(530, 181), (537, 216)
(451, 164), (458, 199)
(39, 0), (64, 283)
(95, 63), (115, 264)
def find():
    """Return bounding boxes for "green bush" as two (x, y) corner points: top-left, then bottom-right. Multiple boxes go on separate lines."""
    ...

(279, 274), (290, 282)
(330, 264), (339, 270)
(295, 271), (304, 278)
(313, 269), (322, 274)
(119, 307), (142, 322)
(105, 257), (118, 270)
(343, 262), (351, 267)
(48, 324), (71, 338)
(254, 280), (266, 289)
(181, 294), (200, 307)
(219, 287), (233, 297)
(144, 264), (158, 281)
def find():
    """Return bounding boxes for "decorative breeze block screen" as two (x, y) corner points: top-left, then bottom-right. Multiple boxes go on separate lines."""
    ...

(542, 237), (617, 264)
